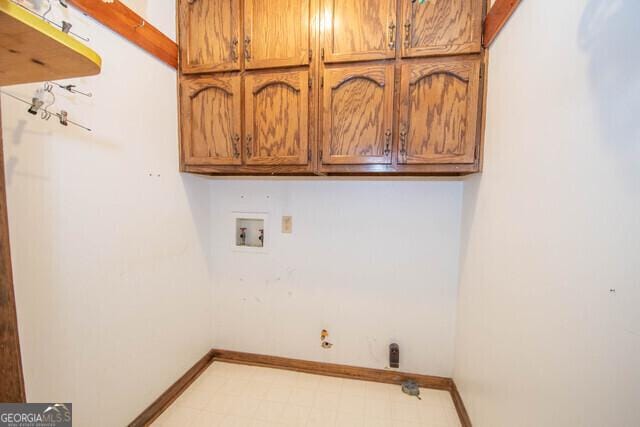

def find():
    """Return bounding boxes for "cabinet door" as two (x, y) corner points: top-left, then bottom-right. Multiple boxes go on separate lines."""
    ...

(179, 0), (240, 73)
(399, 57), (481, 164)
(322, 0), (397, 63)
(244, 70), (309, 165)
(321, 64), (394, 165)
(180, 76), (242, 165)
(401, 0), (482, 58)
(244, 0), (309, 69)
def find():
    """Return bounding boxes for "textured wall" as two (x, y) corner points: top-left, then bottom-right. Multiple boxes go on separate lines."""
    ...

(1, 3), (212, 425)
(455, 1), (640, 426)
(209, 179), (463, 377)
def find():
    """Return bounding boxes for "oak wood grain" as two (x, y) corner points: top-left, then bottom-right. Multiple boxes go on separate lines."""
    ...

(399, 56), (481, 165)
(475, 50), (489, 173)
(322, 0), (397, 63)
(184, 165), (316, 175)
(244, 0), (309, 69)
(176, 0), (488, 176)
(180, 75), (242, 166)
(401, 0), (482, 58)
(212, 349), (453, 390)
(309, 0), (320, 172)
(483, 0), (522, 48)
(184, 163), (479, 175)
(68, 0), (177, 69)
(0, 100), (26, 403)
(321, 63), (394, 166)
(244, 69), (310, 165)
(451, 380), (473, 427)
(179, 0), (240, 73)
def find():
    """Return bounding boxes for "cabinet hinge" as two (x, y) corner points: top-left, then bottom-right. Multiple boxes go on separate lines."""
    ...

(308, 148), (312, 161)
(480, 63), (485, 80)
(321, 48), (325, 60)
(319, 149), (323, 161)
(309, 76), (312, 88)
(309, 48), (313, 61)
(320, 76), (324, 88)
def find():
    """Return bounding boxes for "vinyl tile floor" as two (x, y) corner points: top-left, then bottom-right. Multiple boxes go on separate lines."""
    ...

(152, 362), (461, 427)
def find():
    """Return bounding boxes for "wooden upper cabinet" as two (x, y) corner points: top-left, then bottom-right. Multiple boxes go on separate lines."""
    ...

(243, 0), (310, 69)
(244, 70), (309, 165)
(321, 64), (394, 165)
(322, 0), (397, 63)
(401, 0), (482, 58)
(176, 0), (487, 175)
(399, 57), (481, 165)
(179, 0), (240, 73)
(180, 76), (242, 165)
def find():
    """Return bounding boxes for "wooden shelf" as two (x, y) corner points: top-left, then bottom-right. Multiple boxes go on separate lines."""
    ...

(0, 0), (101, 86)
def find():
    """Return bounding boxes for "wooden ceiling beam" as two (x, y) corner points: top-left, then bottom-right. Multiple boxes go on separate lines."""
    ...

(483, 0), (522, 48)
(67, 0), (178, 69)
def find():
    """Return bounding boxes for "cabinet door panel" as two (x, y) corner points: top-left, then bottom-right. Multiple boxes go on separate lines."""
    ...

(244, 0), (309, 69)
(399, 57), (480, 164)
(181, 76), (242, 165)
(245, 70), (309, 165)
(401, 0), (482, 57)
(179, 0), (240, 73)
(321, 64), (394, 165)
(322, 0), (397, 63)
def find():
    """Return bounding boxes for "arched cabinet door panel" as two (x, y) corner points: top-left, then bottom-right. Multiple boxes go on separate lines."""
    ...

(244, 0), (310, 70)
(321, 0), (397, 63)
(180, 76), (242, 165)
(398, 57), (481, 165)
(179, 0), (241, 73)
(321, 63), (394, 165)
(244, 70), (310, 165)
(401, 0), (482, 58)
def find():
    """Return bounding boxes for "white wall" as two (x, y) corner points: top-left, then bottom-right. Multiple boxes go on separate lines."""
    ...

(1, 2), (212, 425)
(209, 179), (463, 377)
(10, 1), (638, 424)
(455, 1), (640, 426)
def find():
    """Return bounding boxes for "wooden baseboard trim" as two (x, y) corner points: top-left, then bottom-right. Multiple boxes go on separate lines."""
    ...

(129, 348), (471, 427)
(128, 349), (215, 427)
(451, 380), (472, 427)
(211, 349), (452, 391)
